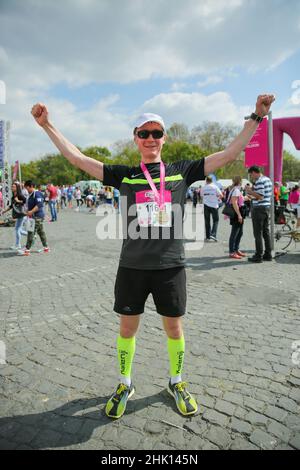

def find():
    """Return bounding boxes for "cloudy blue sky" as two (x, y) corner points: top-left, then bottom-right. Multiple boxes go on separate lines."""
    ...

(1, 0), (300, 163)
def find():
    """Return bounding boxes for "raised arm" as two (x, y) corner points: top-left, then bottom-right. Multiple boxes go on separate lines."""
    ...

(31, 103), (104, 180)
(204, 94), (275, 175)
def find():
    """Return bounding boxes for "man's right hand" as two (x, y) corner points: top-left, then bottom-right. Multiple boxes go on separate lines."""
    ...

(31, 103), (49, 127)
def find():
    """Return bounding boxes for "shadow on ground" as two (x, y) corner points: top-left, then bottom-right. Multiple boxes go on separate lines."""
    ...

(275, 251), (300, 264)
(0, 390), (175, 449)
(186, 253), (255, 271)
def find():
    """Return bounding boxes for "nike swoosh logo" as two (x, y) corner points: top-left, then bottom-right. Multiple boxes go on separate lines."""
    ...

(131, 174), (142, 178)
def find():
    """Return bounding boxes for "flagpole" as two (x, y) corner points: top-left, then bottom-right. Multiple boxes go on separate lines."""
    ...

(18, 161), (22, 184)
(268, 111), (275, 255)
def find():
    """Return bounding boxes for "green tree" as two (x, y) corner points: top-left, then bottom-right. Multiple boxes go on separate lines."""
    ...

(112, 146), (141, 167)
(215, 156), (247, 180)
(282, 150), (300, 182)
(112, 139), (135, 155)
(167, 123), (190, 142)
(162, 141), (208, 163)
(191, 121), (240, 152)
(17, 132), (300, 185)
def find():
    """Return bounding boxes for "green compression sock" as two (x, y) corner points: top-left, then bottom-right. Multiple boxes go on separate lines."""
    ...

(117, 335), (136, 384)
(167, 335), (185, 382)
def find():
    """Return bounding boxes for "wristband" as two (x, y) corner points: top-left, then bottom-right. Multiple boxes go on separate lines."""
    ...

(250, 112), (264, 123)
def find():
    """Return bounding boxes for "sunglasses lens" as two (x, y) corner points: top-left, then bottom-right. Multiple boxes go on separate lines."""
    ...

(137, 130), (150, 139)
(152, 130), (164, 139)
(137, 129), (164, 139)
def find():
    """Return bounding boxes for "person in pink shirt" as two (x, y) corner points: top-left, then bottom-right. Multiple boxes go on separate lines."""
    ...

(47, 183), (58, 222)
(288, 185), (300, 228)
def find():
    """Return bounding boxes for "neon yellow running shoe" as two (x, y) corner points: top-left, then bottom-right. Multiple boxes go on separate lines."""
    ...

(167, 381), (198, 416)
(105, 383), (135, 419)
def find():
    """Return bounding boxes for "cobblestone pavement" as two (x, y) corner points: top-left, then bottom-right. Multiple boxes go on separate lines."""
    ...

(0, 205), (299, 450)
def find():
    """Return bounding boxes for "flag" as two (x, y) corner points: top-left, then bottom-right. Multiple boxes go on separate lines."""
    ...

(13, 161), (19, 181)
(245, 118), (269, 167)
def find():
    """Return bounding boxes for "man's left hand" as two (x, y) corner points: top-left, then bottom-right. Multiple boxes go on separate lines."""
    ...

(255, 94), (276, 117)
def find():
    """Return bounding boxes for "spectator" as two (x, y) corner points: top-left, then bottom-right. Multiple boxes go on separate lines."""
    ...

(47, 183), (58, 221)
(192, 189), (198, 208)
(18, 180), (49, 256)
(86, 188), (95, 211)
(61, 185), (67, 209)
(197, 186), (202, 204)
(279, 182), (289, 208)
(288, 185), (300, 228)
(105, 186), (113, 205)
(201, 175), (223, 242)
(227, 176), (247, 259)
(74, 187), (83, 210)
(274, 182), (280, 206)
(98, 186), (105, 205)
(1, 181), (26, 250)
(113, 187), (120, 211)
(245, 166), (272, 262)
(67, 185), (73, 208)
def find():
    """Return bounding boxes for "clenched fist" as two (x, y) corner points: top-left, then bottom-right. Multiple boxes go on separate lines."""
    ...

(255, 94), (276, 117)
(31, 103), (49, 127)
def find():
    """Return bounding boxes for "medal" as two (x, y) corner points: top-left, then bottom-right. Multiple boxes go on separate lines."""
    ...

(158, 207), (169, 225)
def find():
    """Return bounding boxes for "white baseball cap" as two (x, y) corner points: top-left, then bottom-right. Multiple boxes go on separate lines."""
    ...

(133, 113), (165, 131)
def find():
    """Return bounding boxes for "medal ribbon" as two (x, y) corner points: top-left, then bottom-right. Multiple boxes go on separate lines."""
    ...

(140, 161), (165, 209)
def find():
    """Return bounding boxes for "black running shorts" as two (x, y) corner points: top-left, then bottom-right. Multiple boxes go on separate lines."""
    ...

(114, 266), (186, 317)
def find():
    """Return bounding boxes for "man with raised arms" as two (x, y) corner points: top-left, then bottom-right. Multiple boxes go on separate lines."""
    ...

(31, 94), (275, 419)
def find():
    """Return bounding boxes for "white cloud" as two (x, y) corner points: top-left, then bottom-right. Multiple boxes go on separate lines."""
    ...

(289, 80), (300, 105)
(171, 83), (188, 92)
(1, 0), (300, 162)
(197, 76), (223, 88)
(1, 0), (300, 89)
(139, 91), (249, 129)
(3, 87), (131, 163)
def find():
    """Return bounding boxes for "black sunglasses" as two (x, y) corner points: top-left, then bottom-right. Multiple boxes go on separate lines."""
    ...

(136, 129), (164, 139)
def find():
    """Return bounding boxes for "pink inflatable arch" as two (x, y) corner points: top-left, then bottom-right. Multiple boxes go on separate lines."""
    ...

(245, 117), (300, 182)
(265, 117), (300, 182)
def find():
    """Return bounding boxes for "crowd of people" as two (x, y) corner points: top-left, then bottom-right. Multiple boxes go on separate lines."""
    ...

(0, 180), (49, 255)
(33, 184), (120, 214)
(0, 181), (120, 255)
(1, 172), (299, 259)
(189, 167), (300, 262)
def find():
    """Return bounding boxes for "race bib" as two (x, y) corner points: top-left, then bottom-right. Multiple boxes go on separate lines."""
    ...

(136, 190), (172, 227)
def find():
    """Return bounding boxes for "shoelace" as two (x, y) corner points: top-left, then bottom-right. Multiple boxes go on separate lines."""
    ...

(113, 383), (128, 402)
(117, 384), (128, 394)
(175, 382), (187, 393)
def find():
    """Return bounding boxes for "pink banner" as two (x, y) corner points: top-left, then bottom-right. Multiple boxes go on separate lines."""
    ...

(245, 118), (269, 167)
(12, 160), (19, 181)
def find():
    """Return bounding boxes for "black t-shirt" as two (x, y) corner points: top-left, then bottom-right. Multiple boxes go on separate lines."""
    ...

(103, 159), (205, 270)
